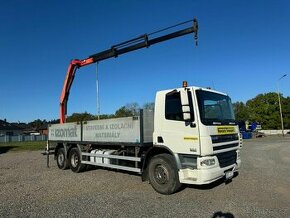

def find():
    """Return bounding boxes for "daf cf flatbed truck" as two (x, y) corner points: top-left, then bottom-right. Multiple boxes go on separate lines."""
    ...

(46, 19), (242, 194)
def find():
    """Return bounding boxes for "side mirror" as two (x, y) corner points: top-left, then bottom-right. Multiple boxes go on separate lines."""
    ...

(180, 89), (191, 121)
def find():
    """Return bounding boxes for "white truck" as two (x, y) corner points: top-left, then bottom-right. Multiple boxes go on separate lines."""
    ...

(47, 83), (242, 194)
(46, 19), (242, 194)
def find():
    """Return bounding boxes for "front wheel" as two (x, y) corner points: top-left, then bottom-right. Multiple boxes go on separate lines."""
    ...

(68, 148), (86, 173)
(148, 154), (181, 195)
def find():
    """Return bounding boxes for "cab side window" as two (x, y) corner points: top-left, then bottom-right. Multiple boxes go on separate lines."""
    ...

(165, 91), (194, 121)
(165, 92), (183, 121)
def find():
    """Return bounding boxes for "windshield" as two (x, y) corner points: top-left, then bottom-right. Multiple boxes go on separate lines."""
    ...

(196, 90), (235, 125)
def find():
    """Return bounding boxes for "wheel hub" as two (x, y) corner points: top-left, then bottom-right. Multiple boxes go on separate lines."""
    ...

(71, 153), (79, 168)
(154, 165), (169, 184)
(58, 153), (64, 164)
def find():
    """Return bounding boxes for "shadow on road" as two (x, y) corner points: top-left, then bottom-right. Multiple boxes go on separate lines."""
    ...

(212, 211), (235, 218)
(0, 146), (16, 155)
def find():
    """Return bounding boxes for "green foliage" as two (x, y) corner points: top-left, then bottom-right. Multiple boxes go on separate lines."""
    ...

(98, 114), (115, 120)
(233, 102), (249, 121)
(66, 112), (96, 122)
(115, 103), (140, 117)
(233, 92), (290, 129)
(246, 92), (279, 129)
(29, 119), (48, 129)
(282, 96), (290, 129)
(0, 141), (46, 152)
(143, 102), (155, 110)
(65, 103), (141, 122)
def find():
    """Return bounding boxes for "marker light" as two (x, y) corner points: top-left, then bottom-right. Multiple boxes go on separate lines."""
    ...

(237, 150), (240, 160)
(182, 81), (188, 88)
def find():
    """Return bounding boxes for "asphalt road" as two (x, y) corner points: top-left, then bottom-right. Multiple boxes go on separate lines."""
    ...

(0, 135), (289, 217)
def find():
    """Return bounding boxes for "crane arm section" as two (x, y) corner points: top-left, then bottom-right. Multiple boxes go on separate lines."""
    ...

(60, 18), (198, 123)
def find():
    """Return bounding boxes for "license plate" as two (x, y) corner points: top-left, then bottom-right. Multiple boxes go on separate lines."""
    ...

(225, 171), (234, 180)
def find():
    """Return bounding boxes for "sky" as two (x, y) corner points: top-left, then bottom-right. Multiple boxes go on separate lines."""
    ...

(0, 0), (289, 123)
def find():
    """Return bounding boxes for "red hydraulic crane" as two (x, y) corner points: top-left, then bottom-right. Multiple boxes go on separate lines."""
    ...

(60, 19), (198, 123)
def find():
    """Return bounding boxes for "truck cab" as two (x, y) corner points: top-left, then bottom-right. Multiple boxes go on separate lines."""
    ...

(153, 85), (241, 185)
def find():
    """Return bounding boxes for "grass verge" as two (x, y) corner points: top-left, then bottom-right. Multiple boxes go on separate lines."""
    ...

(0, 141), (46, 153)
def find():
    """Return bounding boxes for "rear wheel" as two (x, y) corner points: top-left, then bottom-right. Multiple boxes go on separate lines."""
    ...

(56, 147), (69, 170)
(148, 154), (181, 195)
(69, 148), (86, 173)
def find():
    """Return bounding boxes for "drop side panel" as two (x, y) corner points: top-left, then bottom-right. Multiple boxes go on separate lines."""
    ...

(82, 117), (141, 143)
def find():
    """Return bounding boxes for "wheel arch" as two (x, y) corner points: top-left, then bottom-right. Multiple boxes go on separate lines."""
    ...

(55, 142), (79, 159)
(66, 143), (80, 158)
(55, 143), (66, 159)
(141, 146), (180, 181)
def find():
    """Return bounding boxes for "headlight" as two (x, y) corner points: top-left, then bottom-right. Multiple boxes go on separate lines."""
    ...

(200, 158), (216, 166)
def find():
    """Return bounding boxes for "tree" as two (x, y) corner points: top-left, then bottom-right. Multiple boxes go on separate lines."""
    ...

(115, 103), (140, 117)
(281, 96), (290, 129)
(66, 112), (96, 122)
(29, 119), (48, 129)
(246, 92), (286, 129)
(143, 102), (155, 110)
(233, 102), (249, 121)
(232, 92), (290, 130)
(98, 114), (115, 120)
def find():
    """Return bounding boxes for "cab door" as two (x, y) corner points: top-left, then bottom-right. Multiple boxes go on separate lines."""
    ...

(159, 89), (200, 155)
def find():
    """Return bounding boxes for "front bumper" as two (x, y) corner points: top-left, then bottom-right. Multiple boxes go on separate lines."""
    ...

(178, 159), (241, 185)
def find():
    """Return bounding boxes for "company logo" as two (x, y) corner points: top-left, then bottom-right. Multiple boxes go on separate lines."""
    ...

(52, 126), (78, 138)
(217, 126), (235, 135)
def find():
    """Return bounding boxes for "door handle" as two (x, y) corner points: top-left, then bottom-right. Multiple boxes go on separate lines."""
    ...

(190, 123), (196, 128)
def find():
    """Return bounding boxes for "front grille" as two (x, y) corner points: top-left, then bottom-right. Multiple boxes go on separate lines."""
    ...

(213, 143), (239, 151)
(211, 134), (238, 144)
(216, 151), (237, 168)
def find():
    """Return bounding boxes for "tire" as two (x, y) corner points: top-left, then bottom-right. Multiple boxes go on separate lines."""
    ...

(68, 147), (86, 173)
(148, 153), (181, 195)
(56, 147), (69, 170)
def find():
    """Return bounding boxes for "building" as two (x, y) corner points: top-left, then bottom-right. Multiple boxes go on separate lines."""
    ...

(0, 119), (23, 136)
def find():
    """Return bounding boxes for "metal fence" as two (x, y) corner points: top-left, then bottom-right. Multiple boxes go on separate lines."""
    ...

(0, 135), (47, 143)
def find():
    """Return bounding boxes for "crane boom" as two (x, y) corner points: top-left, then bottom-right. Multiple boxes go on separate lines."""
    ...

(60, 18), (198, 123)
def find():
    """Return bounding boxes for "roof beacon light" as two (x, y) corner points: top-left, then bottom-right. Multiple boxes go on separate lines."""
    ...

(182, 81), (188, 88)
